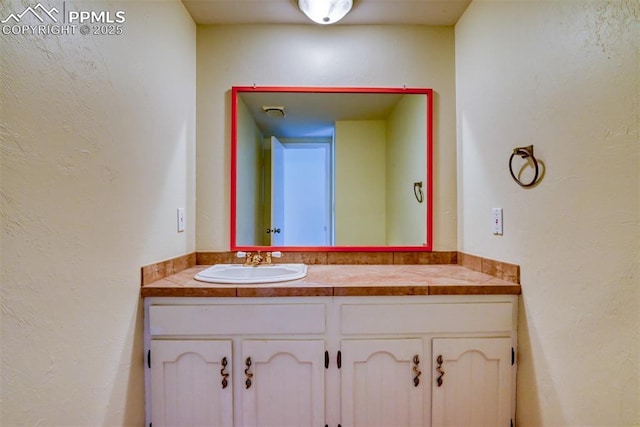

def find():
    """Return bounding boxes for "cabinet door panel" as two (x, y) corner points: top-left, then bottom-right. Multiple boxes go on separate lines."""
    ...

(150, 340), (233, 427)
(341, 339), (425, 427)
(241, 340), (325, 427)
(431, 337), (511, 427)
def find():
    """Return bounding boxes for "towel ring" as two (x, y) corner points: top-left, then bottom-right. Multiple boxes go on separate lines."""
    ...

(509, 145), (539, 188)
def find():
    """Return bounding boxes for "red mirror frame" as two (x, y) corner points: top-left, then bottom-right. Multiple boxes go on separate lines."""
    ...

(231, 86), (433, 252)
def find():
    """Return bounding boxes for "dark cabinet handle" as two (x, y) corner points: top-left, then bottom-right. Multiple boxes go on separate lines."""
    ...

(436, 354), (444, 387)
(245, 357), (253, 389)
(220, 357), (229, 389)
(413, 355), (422, 387)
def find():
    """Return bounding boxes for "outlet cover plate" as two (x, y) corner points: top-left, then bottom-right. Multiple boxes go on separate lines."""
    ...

(492, 208), (503, 235)
(177, 208), (185, 232)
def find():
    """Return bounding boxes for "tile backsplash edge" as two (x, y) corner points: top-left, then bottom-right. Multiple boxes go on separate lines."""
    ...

(457, 252), (521, 284)
(140, 252), (196, 286)
(195, 251), (459, 266)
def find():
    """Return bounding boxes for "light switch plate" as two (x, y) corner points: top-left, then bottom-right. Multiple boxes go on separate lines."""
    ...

(177, 208), (185, 232)
(492, 208), (503, 235)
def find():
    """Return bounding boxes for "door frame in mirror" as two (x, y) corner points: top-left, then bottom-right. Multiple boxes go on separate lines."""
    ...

(231, 86), (433, 252)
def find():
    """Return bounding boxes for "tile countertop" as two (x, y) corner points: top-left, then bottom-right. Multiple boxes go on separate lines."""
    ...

(140, 264), (521, 298)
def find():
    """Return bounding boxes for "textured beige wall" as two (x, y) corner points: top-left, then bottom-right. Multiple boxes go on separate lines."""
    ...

(0, 0), (196, 424)
(456, 1), (639, 425)
(196, 24), (457, 251)
(335, 120), (387, 245)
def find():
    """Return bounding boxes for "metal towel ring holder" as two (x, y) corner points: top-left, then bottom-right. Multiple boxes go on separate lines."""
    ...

(509, 145), (540, 188)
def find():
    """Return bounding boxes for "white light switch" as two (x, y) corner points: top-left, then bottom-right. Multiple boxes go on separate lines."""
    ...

(492, 208), (503, 235)
(177, 208), (185, 232)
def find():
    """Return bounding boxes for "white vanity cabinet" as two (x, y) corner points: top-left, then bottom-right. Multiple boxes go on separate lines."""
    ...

(145, 299), (329, 427)
(336, 297), (517, 427)
(340, 338), (425, 426)
(149, 339), (233, 427)
(144, 295), (518, 427)
(241, 339), (326, 427)
(431, 337), (513, 427)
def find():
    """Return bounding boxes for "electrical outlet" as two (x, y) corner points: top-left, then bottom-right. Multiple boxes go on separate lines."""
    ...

(492, 208), (503, 235)
(177, 208), (185, 232)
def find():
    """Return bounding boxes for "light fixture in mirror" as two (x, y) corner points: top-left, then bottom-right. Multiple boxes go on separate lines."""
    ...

(231, 86), (433, 252)
(298, 0), (353, 25)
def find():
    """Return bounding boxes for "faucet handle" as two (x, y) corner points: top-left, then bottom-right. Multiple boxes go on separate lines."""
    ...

(236, 251), (248, 258)
(270, 251), (282, 258)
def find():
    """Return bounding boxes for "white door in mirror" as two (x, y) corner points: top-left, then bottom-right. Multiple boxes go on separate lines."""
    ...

(194, 264), (307, 284)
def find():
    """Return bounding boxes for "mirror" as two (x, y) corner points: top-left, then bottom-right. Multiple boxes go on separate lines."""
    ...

(231, 86), (433, 251)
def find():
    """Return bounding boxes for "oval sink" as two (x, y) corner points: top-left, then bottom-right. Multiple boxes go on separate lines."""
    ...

(194, 263), (308, 284)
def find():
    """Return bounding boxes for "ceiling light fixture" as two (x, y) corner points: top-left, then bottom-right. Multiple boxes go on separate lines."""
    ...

(298, 0), (353, 25)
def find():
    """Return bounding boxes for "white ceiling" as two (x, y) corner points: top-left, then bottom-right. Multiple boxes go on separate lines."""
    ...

(240, 91), (408, 138)
(182, 0), (472, 26)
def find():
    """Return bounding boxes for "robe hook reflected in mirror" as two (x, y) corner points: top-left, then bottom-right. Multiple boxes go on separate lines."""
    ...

(509, 145), (543, 188)
(414, 181), (424, 203)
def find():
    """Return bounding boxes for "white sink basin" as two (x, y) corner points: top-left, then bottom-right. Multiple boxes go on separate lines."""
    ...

(194, 263), (308, 284)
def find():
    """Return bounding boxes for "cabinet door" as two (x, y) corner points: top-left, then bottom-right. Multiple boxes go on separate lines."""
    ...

(341, 339), (425, 427)
(150, 340), (233, 427)
(241, 340), (325, 427)
(431, 337), (512, 427)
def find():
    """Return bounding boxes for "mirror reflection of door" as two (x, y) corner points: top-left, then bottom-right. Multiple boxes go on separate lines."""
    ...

(269, 136), (332, 246)
(269, 136), (285, 245)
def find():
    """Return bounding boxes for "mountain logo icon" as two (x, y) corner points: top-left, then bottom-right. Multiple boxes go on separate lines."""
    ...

(1, 3), (59, 24)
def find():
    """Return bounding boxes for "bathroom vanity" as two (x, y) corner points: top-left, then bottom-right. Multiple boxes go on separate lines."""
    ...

(142, 264), (519, 427)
